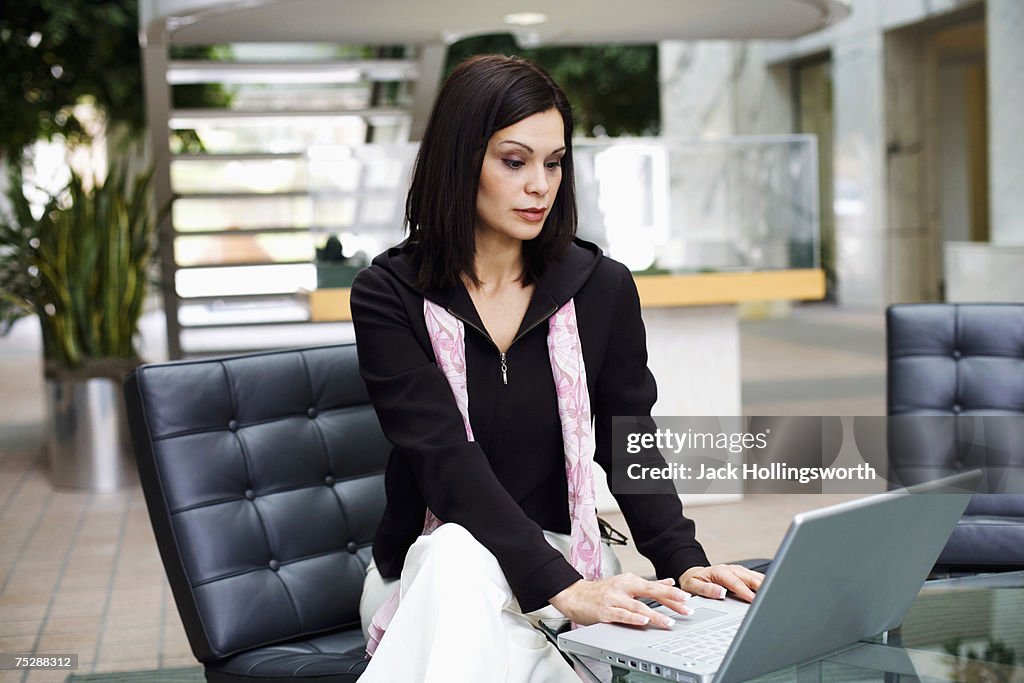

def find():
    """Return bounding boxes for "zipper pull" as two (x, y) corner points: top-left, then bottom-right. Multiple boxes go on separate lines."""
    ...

(500, 352), (508, 385)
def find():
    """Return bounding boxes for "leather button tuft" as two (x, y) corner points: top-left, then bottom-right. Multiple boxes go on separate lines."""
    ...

(244, 489), (255, 501)
(324, 475), (335, 486)
(346, 542), (359, 554)
(952, 349), (962, 359)
(228, 419), (239, 432)
(269, 559), (280, 571)
(307, 407), (318, 419)
(952, 404), (962, 414)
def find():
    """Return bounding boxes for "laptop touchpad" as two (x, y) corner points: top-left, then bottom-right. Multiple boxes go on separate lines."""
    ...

(670, 607), (728, 625)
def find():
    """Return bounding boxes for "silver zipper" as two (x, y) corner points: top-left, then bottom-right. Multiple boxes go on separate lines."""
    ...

(445, 305), (558, 386)
(510, 307), (558, 348)
(445, 308), (494, 347)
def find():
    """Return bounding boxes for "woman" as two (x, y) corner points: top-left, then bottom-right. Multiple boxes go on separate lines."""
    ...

(351, 54), (763, 682)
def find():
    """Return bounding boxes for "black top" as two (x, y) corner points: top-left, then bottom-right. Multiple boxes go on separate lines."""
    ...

(350, 237), (710, 612)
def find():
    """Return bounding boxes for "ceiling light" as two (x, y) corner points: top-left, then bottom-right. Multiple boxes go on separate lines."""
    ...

(503, 12), (548, 27)
(515, 31), (544, 48)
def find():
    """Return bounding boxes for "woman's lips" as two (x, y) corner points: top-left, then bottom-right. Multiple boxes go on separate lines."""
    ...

(514, 208), (547, 222)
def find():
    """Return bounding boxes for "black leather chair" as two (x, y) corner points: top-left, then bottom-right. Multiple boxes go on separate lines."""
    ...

(124, 344), (389, 682)
(887, 303), (1024, 571)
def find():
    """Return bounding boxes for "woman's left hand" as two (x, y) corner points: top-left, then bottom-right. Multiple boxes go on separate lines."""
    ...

(679, 564), (764, 603)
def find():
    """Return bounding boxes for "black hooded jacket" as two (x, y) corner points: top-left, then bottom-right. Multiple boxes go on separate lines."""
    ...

(350, 237), (710, 612)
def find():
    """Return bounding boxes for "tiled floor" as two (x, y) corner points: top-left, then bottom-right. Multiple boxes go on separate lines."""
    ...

(0, 452), (195, 682)
(0, 302), (887, 680)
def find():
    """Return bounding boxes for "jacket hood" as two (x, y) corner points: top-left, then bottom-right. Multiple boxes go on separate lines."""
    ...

(370, 238), (605, 330)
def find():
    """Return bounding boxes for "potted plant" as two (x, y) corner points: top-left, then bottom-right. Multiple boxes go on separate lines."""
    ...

(0, 158), (162, 491)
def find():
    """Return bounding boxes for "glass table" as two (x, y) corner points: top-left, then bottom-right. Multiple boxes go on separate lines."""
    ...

(547, 571), (1024, 682)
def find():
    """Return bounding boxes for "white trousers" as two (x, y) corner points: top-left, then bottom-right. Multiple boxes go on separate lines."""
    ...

(358, 523), (621, 683)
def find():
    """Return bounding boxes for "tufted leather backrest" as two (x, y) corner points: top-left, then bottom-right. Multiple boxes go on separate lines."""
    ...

(887, 304), (1024, 515)
(124, 344), (389, 662)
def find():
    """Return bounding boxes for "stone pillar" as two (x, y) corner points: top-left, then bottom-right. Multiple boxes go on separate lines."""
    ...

(945, 0), (1024, 302)
(987, 0), (1024, 245)
(659, 42), (738, 138)
(832, 33), (888, 307)
(659, 42), (739, 268)
(883, 28), (942, 303)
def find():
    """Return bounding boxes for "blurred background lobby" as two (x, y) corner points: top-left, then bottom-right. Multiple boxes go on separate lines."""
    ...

(1, 0), (1022, 679)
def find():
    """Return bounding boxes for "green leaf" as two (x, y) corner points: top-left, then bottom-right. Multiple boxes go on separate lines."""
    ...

(0, 148), (161, 369)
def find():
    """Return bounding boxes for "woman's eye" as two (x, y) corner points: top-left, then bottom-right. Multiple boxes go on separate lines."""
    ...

(545, 160), (562, 170)
(503, 159), (524, 169)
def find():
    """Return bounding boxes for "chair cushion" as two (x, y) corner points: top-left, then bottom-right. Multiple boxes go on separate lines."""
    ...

(205, 628), (369, 682)
(939, 517), (1024, 567)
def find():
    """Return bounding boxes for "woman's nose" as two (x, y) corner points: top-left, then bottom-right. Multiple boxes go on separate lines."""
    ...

(525, 164), (549, 196)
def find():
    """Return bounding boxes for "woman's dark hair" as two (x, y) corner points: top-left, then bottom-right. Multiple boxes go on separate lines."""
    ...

(405, 55), (577, 290)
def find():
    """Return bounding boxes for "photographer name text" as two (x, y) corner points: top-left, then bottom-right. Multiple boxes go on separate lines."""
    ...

(626, 462), (878, 484)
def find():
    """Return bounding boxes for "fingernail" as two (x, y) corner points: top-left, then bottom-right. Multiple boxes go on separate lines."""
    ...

(683, 607), (694, 615)
(638, 616), (650, 625)
(679, 590), (691, 599)
(660, 617), (674, 628)
(717, 587), (727, 599)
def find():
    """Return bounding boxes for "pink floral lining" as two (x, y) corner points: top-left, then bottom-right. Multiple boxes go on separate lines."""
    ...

(365, 298), (601, 657)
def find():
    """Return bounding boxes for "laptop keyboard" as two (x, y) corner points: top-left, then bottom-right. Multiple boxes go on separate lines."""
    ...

(648, 618), (743, 665)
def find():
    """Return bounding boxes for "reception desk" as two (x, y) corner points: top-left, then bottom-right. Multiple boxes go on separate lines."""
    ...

(306, 268), (826, 509)
(307, 269), (824, 322)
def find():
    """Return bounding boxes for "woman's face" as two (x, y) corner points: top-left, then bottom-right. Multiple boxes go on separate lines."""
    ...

(475, 108), (565, 245)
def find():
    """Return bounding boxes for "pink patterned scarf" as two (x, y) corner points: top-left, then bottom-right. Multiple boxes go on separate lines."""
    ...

(365, 298), (601, 656)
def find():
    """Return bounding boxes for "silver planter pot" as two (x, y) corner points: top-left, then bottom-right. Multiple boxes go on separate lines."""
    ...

(46, 377), (135, 492)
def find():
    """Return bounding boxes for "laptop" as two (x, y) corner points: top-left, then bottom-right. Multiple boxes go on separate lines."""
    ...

(558, 471), (980, 683)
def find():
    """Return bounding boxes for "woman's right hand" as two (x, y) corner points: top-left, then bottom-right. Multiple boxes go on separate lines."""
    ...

(548, 573), (693, 629)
